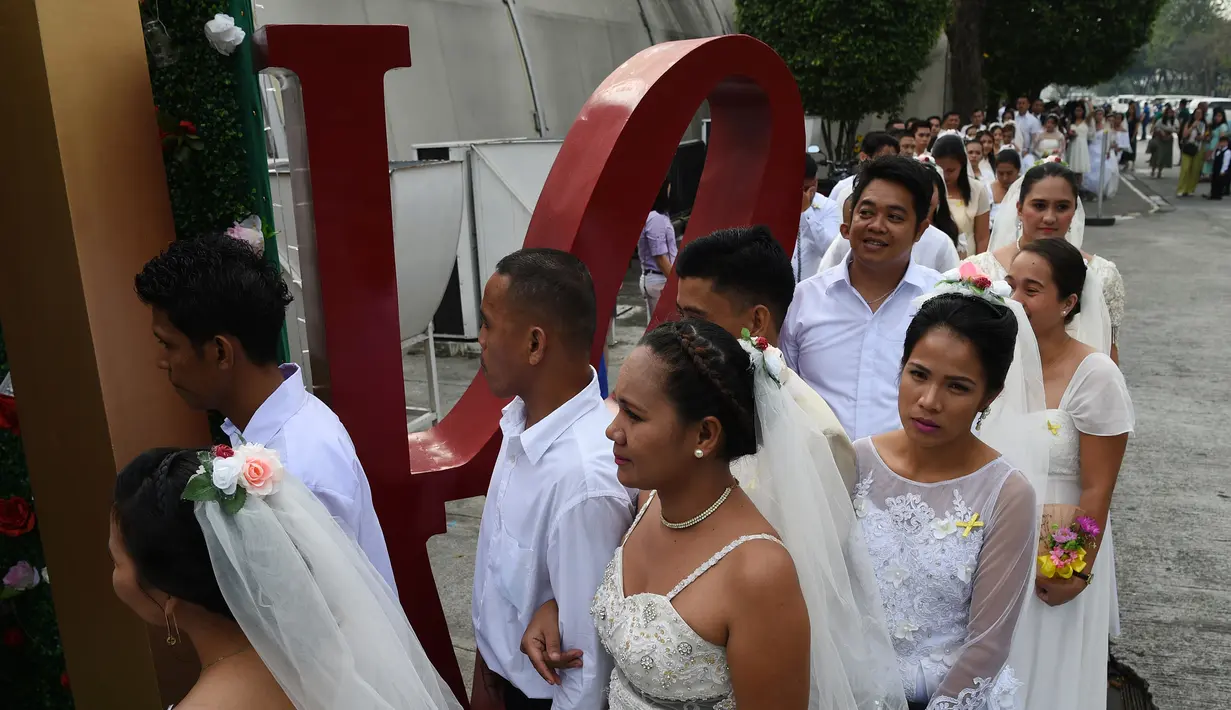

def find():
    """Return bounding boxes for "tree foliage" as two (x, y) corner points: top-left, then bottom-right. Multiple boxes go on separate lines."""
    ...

(1104, 0), (1231, 96)
(736, 0), (949, 161)
(982, 0), (1167, 100)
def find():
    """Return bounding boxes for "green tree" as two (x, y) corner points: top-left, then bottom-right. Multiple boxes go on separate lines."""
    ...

(736, 0), (950, 162)
(982, 0), (1167, 100)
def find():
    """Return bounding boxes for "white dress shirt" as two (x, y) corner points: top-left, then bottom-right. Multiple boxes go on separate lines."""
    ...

(1015, 112), (1042, 154)
(816, 225), (960, 276)
(221, 364), (396, 591)
(472, 369), (633, 708)
(780, 260), (942, 440)
(794, 208), (834, 284)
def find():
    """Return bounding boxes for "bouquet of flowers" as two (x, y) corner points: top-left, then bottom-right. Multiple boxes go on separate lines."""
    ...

(1036, 504), (1100, 579)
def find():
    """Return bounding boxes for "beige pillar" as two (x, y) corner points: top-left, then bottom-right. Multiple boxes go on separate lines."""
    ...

(0, 0), (211, 707)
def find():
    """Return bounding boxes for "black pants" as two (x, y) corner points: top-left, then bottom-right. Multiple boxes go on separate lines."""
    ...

(501, 677), (552, 710)
(1211, 172), (1229, 200)
(908, 702), (928, 710)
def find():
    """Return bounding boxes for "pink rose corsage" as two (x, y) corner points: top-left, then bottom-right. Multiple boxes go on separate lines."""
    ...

(183, 442), (286, 514)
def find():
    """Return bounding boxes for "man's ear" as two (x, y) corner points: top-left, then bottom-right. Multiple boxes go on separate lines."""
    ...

(527, 326), (547, 366)
(839, 221), (851, 241)
(214, 335), (237, 370)
(750, 305), (775, 340)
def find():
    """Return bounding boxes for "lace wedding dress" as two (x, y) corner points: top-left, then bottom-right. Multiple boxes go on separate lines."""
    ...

(592, 491), (783, 709)
(1006, 353), (1134, 710)
(851, 439), (1036, 709)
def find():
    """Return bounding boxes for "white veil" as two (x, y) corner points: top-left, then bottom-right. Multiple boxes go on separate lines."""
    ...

(732, 343), (907, 710)
(1069, 265), (1112, 356)
(988, 175), (1087, 253)
(195, 475), (462, 710)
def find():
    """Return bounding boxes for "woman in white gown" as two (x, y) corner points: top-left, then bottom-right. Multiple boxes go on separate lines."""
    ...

(934, 134), (992, 255)
(966, 161), (1127, 363)
(596, 319), (904, 709)
(1002, 238), (1134, 710)
(988, 150), (1022, 233)
(853, 284), (1038, 709)
(1067, 103), (1092, 181)
(109, 447), (462, 710)
(1083, 108), (1123, 199)
(1033, 115), (1067, 161)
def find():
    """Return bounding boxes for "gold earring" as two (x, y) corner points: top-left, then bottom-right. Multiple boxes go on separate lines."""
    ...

(694, 449), (704, 459)
(164, 607), (180, 647)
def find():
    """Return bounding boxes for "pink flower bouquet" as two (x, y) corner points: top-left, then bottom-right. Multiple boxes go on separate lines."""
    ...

(1037, 504), (1100, 579)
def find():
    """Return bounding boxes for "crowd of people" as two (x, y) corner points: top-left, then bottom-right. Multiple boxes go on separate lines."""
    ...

(103, 116), (1142, 710)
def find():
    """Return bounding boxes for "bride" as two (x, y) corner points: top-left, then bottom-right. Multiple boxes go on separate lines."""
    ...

(109, 446), (461, 709)
(521, 317), (906, 709)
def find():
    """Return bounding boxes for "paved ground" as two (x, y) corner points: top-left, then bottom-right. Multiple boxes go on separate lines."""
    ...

(403, 153), (1231, 707)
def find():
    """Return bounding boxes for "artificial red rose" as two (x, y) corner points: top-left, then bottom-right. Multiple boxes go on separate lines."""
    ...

(212, 444), (234, 459)
(178, 120), (197, 135)
(2, 627), (23, 648)
(0, 496), (35, 537)
(753, 336), (769, 351)
(0, 394), (18, 436)
(60, 671), (70, 688)
(972, 276), (992, 290)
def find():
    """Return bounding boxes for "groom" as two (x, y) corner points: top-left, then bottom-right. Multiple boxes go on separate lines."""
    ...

(134, 235), (396, 591)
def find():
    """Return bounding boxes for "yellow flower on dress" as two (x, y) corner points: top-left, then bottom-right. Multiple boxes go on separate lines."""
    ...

(1047, 420), (1061, 436)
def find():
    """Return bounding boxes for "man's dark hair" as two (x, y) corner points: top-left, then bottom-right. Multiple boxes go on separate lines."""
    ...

(674, 226), (795, 331)
(927, 115), (941, 124)
(652, 179), (671, 214)
(944, 111), (961, 123)
(890, 128), (908, 140)
(135, 235), (292, 365)
(860, 131), (901, 157)
(803, 152), (819, 181)
(494, 248), (597, 354)
(850, 156), (933, 227)
(884, 117), (905, 130)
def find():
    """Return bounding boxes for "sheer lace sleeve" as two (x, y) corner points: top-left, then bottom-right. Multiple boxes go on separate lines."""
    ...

(1092, 258), (1126, 345)
(1065, 354), (1135, 436)
(928, 471), (1037, 710)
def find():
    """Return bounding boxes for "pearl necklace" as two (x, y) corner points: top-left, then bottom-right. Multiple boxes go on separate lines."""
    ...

(660, 486), (735, 530)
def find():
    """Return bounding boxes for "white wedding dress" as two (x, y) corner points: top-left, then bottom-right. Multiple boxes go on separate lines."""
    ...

(852, 439), (1036, 709)
(1006, 354), (1134, 710)
(592, 491), (782, 710)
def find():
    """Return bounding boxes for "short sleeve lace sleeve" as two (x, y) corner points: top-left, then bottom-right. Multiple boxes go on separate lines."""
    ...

(1090, 257), (1126, 345)
(1063, 353), (1135, 437)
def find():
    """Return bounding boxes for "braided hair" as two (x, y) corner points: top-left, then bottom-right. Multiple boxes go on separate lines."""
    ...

(639, 319), (757, 461)
(113, 448), (234, 620)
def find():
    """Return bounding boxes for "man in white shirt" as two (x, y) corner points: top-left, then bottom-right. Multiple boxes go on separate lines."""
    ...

(780, 157), (943, 440)
(792, 153), (831, 282)
(816, 171), (961, 275)
(969, 109), (987, 133)
(471, 248), (632, 710)
(1014, 95), (1042, 155)
(822, 132), (902, 241)
(912, 120), (933, 159)
(134, 235), (396, 590)
(674, 226), (857, 489)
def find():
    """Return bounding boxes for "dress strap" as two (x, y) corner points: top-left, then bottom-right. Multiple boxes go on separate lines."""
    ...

(622, 490), (656, 545)
(665, 534), (784, 601)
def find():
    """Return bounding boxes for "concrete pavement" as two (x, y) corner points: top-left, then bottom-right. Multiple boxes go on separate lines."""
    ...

(402, 161), (1231, 707)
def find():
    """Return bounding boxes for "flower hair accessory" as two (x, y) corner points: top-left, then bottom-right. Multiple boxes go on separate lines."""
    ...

(226, 216), (264, 255)
(183, 443), (286, 514)
(920, 262), (1012, 307)
(738, 328), (783, 388)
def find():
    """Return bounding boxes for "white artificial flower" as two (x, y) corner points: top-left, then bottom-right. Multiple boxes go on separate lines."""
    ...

(990, 280), (1012, 299)
(41, 567), (50, 584)
(853, 497), (868, 519)
(764, 349), (785, 381)
(929, 646), (958, 667)
(893, 619), (920, 642)
(884, 559), (910, 588)
(204, 14), (246, 56)
(211, 456), (243, 496)
(931, 516), (958, 539)
(956, 562), (976, 583)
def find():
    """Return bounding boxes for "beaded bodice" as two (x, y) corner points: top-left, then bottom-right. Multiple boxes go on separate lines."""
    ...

(590, 492), (783, 710)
